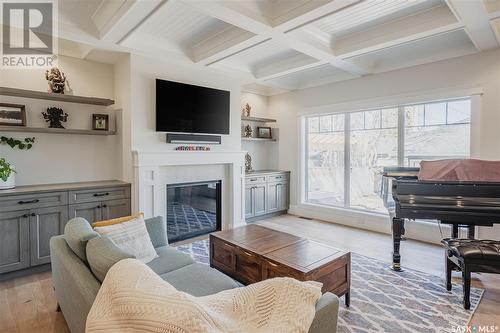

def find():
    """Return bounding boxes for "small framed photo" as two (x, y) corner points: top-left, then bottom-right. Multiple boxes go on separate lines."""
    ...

(92, 114), (109, 131)
(0, 103), (26, 126)
(257, 126), (272, 139)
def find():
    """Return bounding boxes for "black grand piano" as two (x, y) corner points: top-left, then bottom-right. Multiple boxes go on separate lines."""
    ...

(382, 166), (500, 271)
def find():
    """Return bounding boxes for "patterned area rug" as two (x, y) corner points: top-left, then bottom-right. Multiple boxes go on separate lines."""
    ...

(167, 203), (217, 243)
(176, 240), (484, 333)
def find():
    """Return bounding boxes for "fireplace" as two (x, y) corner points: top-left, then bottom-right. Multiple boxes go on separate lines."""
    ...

(166, 180), (221, 243)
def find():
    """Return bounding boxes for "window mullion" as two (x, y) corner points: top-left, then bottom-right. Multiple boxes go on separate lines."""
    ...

(344, 113), (350, 208)
(398, 106), (405, 167)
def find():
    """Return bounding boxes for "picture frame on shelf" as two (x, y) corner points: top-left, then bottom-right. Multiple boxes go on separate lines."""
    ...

(0, 103), (26, 126)
(92, 114), (109, 131)
(256, 126), (272, 139)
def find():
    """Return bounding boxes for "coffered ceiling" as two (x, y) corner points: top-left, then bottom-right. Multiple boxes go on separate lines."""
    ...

(55, 0), (500, 95)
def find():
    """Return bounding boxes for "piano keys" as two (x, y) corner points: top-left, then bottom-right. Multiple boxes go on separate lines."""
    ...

(381, 166), (500, 271)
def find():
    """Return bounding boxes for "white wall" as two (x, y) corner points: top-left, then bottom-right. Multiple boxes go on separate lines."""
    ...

(114, 55), (132, 183)
(268, 49), (500, 241)
(129, 54), (242, 153)
(240, 91), (279, 171)
(0, 55), (120, 185)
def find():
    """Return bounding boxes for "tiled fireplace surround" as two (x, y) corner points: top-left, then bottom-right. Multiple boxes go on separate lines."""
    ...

(132, 151), (246, 232)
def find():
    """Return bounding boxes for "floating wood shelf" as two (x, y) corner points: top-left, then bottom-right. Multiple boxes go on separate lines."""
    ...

(242, 137), (276, 142)
(241, 116), (276, 123)
(0, 87), (115, 106)
(0, 126), (116, 136)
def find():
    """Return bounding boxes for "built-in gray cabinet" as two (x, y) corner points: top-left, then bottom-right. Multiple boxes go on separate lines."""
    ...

(69, 198), (131, 223)
(246, 184), (267, 218)
(0, 210), (30, 274)
(0, 181), (131, 275)
(245, 171), (290, 222)
(244, 186), (253, 219)
(102, 199), (131, 220)
(29, 206), (68, 266)
(68, 202), (102, 223)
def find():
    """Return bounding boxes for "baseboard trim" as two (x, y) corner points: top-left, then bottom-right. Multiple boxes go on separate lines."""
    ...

(0, 264), (51, 282)
(245, 210), (287, 223)
(289, 204), (461, 245)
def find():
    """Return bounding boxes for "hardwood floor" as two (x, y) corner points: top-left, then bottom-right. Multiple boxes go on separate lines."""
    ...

(0, 271), (69, 333)
(1, 214), (499, 332)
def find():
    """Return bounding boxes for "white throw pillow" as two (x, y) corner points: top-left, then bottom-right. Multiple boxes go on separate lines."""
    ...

(93, 215), (158, 263)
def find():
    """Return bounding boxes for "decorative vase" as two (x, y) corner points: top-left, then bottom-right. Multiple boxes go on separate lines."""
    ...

(0, 173), (15, 190)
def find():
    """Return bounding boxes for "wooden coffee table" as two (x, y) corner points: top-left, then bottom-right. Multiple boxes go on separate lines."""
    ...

(209, 224), (351, 306)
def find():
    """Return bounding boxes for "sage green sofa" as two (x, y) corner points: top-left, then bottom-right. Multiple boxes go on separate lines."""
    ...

(49, 217), (339, 333)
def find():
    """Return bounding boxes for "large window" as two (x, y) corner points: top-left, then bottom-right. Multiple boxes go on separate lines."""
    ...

(305, 98), (471, 213)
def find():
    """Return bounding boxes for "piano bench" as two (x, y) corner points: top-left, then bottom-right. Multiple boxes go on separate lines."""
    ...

(441, 238), (500, 310)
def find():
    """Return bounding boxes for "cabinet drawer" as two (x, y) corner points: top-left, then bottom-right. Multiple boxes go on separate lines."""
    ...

(69, 186), (130, 204)
(235, 247), (262, 284)
(246, 176), (266, 184)
(0, 192), (68, 212)
(267, 173), (289, 183)
(210, 237), (235, 272)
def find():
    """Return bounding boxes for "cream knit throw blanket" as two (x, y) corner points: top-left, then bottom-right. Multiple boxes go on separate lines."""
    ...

(86, 259), (322, 333)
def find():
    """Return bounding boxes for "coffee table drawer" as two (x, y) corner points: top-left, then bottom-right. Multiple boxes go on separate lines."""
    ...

(210, 237), (235, 271)
(262, 259), (300, 280)
(235, 248), (262, 284)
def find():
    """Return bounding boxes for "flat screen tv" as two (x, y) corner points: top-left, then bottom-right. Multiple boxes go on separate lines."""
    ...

(156, 79), (230, 135)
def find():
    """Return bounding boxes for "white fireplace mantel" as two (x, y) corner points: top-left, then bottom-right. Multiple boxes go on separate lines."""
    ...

(132, 150), (246, 230)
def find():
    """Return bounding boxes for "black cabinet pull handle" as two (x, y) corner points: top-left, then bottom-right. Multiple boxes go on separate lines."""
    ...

(96, 205), (102, 209)
(22, 214), (29, 218)
(93, 192), (109, 197)
(18, 199), (39, 205)
(31, 213), (36, 217)
(102, 204), (107, 208)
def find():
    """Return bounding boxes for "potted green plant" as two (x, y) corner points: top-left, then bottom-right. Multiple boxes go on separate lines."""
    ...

(0, 158), (16, 190)
(0, 136), (35, 190)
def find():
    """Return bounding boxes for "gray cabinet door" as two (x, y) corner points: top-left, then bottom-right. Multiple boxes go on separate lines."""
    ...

(244, 186), (254, 219)
(253, 184), (267, 216)
(277, 183), (289, 211)
(267, 183), (279, 213)
(68, 202), (102, 224)
(29, 206), (68, 266)
(0, 210), (30, 273)
(101, 199), (131, 220)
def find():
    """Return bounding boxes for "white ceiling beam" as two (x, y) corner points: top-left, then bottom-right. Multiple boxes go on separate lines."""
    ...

(334, 5), (461, 57)
(446, 0), (499, 51)
(282, 30), (369, 75)
(90, 0), (164, 44)
(193, 29), (265, 66)
(255, 56), (324, 80)
(183, 0), (272, 34)
(338, 22), (464, 60)
(273, 0), (360, 32)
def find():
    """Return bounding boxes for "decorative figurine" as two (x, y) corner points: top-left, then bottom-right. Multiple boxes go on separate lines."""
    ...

(242, 103), (251, 117)
(243, 124), (253, 138)
(245, 153), (253, 173)
(42, 107), (68, 128)
(45, 67), (66, 94)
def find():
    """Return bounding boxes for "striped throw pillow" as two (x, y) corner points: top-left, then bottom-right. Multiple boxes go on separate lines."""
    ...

(94, 215), (158, 263)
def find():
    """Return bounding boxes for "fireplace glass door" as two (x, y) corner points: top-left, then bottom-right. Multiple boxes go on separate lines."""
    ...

(166, 180), (221, 243)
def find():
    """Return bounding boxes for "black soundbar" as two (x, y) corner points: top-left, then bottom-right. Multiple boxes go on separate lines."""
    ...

(166, 133), (221, 144)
